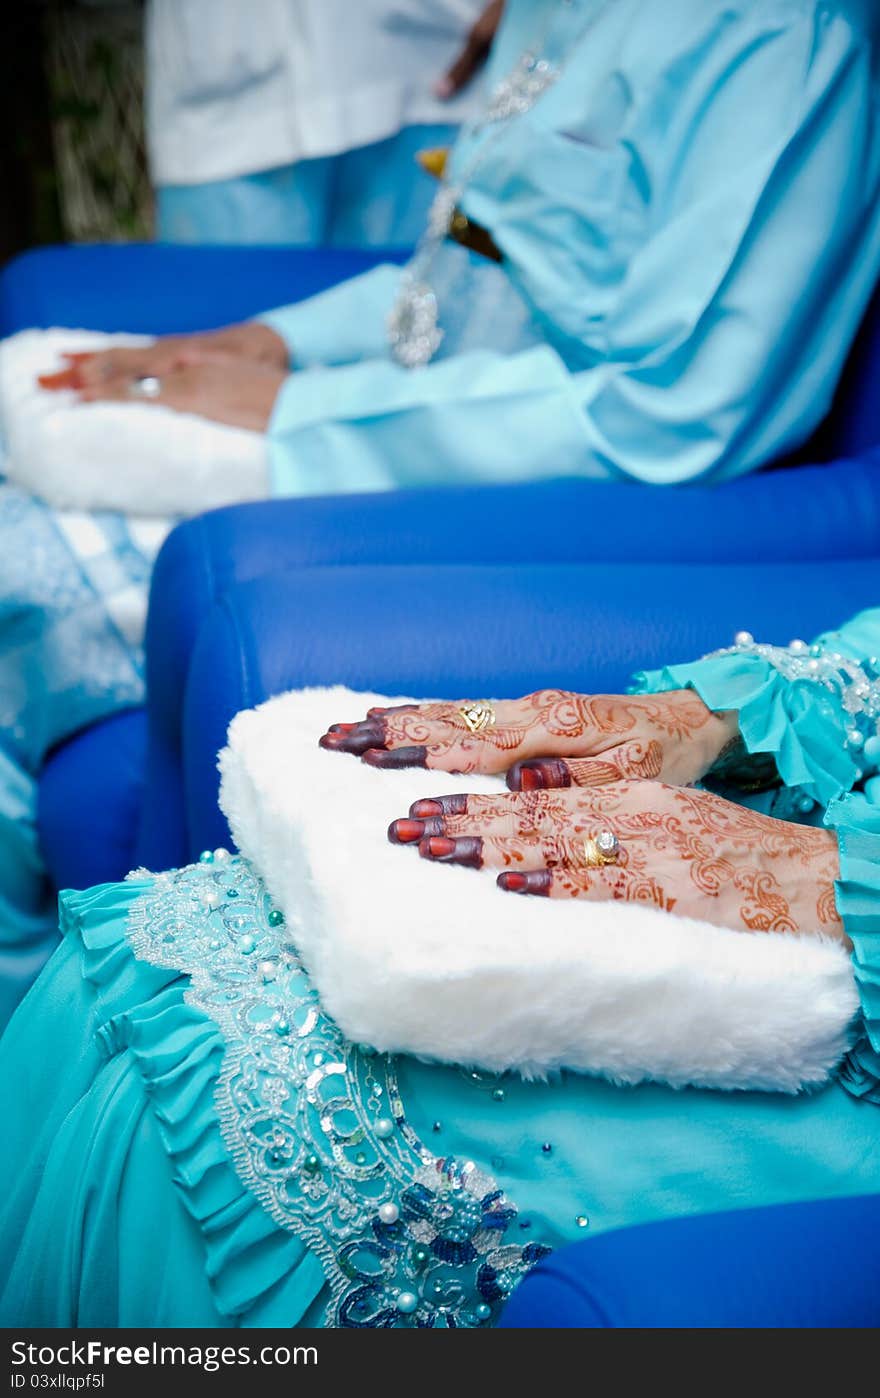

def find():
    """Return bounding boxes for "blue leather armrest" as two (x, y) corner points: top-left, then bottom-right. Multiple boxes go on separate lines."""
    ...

(158, 555), (880, 860)
(140, 449), (880, 868)
(498, 1194), (880, 1327)
(0, 243), (408, 336)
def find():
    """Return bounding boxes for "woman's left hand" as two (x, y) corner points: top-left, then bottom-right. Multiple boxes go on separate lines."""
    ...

(75, 358), (286, 432)
(388, 780), (848, 942)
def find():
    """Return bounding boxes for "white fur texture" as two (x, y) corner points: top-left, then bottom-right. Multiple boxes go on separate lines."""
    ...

(218, 686), (859, 1094)
(0, 329), (269, 515)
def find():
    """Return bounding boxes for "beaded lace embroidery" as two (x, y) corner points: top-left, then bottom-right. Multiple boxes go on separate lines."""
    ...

(706, 634), (880, 766)
(127, 857), (550, 1328)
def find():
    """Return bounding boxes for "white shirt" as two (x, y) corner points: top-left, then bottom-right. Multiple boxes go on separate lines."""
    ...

(146, 0), (487, 186)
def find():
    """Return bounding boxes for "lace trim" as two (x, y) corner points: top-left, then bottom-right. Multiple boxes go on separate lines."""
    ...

(126, 855), (550, 1329)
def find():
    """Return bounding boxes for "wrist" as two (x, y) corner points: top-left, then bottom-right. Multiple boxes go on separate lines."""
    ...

(205, 323), (290, 370)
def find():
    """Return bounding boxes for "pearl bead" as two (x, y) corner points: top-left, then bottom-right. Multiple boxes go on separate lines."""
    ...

(396, 1291), (418, 1315)
(213, 848), (231, 864)
(541, 1142), (553, 1154)
(846, 728), (865, 750)
(200, 888), (222, 909)
(863, 735), (880, 766)
(274, 1018), (290, 1036)
(734, 631), (754, 647)
(412, 1245), (430, 1266)
(303, 1153), (320, 1174)
(268, 909), (285, 927)
(789, 639), (808, 653)
(237, 934), (256, 955)
(199, 850), (214, 864)
(258, 960), (277, 982)
(575, 1215), (589, 1228)
(432, 1121), (442, 1133)
(797, 795), (815, 814)
(492, 1088), (506, 1102)
(375, 1118), (395, 1140)
(378, 1202), (400, 1225)
(807, 659), (821, 673)
(476, 1303), (492, 1322)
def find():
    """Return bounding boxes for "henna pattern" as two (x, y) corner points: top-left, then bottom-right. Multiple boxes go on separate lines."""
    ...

(403, 779), (845, 942)
(321, 689), (731, 781)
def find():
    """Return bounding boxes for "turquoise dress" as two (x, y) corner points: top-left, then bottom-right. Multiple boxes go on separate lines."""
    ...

(2, 610), (879, 1328)
(261, 0), (880, 492)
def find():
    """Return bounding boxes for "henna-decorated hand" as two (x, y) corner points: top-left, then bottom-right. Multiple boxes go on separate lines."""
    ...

(37, 323), (288, 394)
(320, 691), (739, 790)
(387, 782), (848, 942)
(71, 358), (286, 432)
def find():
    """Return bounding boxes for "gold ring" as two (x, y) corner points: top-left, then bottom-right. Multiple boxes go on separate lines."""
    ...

(458, 701), (496, 735)
(582, 831), (621, 868)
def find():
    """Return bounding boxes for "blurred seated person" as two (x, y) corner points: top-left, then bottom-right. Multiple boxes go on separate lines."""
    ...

(61, 0), (880, 489)
(146, 0), (498, 247)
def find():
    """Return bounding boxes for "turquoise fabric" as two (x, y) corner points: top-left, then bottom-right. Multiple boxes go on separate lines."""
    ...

(634, 607), (880, 1098)
(156, 125), (459, 248)
(0, 480), (160, 1025)
(260, 0), (880, 493)
(1, 863), (878, 1330)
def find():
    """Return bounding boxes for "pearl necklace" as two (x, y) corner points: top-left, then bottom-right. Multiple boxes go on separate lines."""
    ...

(387, 0), (611, 370)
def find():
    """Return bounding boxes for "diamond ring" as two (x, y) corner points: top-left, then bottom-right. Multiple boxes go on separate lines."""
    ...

(582, 831), (620, 867)
(128, 375), (162, 400)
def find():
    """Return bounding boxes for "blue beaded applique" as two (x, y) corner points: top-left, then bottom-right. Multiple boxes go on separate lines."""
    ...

(127, 856), (551, 1328)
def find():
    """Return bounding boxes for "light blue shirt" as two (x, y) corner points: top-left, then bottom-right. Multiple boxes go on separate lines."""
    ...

(261, 0), (880, 491)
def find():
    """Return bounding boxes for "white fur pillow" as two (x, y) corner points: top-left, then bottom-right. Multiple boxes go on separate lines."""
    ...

(0, 329), (269, 515)
(218, 686), (860, 1095)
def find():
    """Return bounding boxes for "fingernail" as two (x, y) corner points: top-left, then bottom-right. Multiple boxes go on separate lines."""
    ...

(420, 836), (482, 868)
(497, 870), (552, 896)
(434, 77), (453, 98)
(320, 724), (385, 755)
(409, 793), (468, 818)
(327, 722), (357, 734)
(388, 818), (425, 845)
(362, 745), (428, 769)
(507, 759), (571, 791)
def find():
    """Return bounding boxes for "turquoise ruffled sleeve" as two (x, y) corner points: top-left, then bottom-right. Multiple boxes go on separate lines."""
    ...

(636, 607), (880, 1102)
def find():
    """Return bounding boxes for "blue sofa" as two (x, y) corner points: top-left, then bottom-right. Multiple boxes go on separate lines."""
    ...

(0, 242), (872, 886)
(498, 1195), (880, 1327)
(4, 242), (880, 1328)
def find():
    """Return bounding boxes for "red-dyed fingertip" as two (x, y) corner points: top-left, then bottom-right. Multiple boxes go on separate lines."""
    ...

(388, 818), (425, 845)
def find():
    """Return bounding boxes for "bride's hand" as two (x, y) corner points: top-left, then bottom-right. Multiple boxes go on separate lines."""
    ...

(388, 781), (847, 941)
(320, 690), (739, 789)
(37, 323), (288, 393)
(73, 358), (286, 432)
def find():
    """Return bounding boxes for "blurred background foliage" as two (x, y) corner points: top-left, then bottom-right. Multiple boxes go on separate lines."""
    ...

(1, 0), (152, 267)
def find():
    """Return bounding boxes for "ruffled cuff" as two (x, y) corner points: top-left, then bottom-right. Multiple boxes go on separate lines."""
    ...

(632, 652), (859, 807)
(59, 881), (326, 1325)
(824, 791), (880, 1104)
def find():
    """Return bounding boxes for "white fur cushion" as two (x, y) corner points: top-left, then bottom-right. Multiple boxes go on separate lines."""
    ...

(218, 686), (859, 1095)
(0, 329), (269, 515)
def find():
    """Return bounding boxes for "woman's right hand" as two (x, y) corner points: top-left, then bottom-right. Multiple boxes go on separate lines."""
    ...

(320, 689), (740, 790)
(38, 322), (288, 393)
